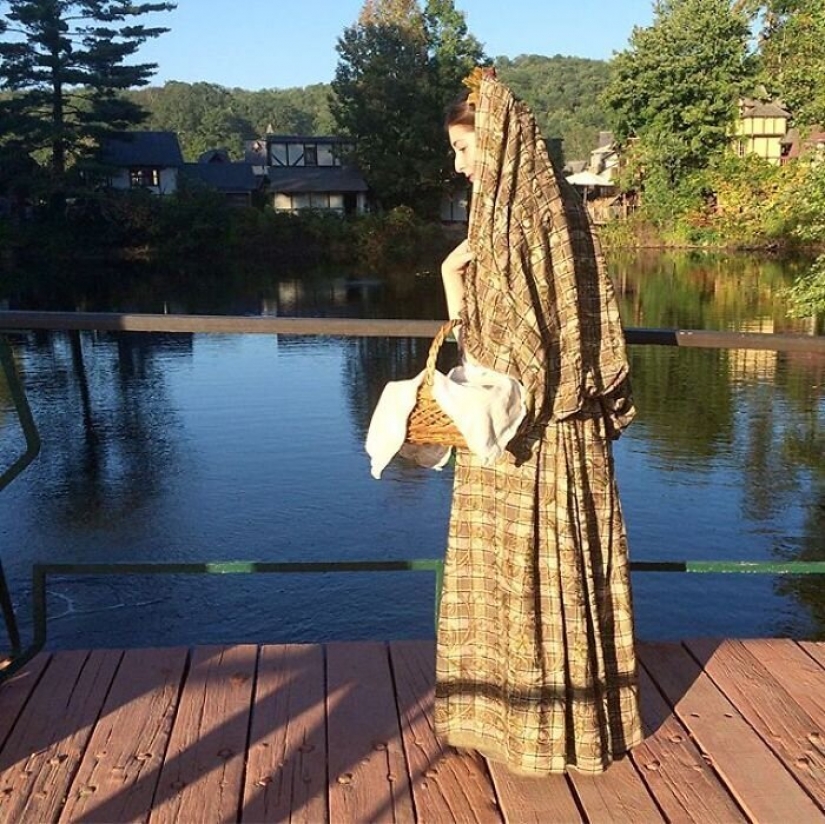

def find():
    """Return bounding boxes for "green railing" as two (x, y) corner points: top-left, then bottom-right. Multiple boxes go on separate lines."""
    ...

(1, 312), (823, 683)
(0, 336), (41, 664)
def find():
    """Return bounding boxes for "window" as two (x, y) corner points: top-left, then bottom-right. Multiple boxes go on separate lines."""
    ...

(304, 144), (318, 166)
(129, 168), (160, 188)
(270, 143), (288, 166)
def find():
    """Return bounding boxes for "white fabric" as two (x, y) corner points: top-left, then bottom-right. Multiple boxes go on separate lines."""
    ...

(365, 358), (527, 479)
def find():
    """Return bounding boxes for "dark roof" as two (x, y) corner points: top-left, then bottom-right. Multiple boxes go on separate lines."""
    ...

(101, 131), (184, 166)
(266, 167), (368, 193)
(181, 163), (264, 193)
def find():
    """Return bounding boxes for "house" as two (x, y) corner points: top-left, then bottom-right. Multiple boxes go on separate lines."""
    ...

(731, 99), (791, 165)
(99, 131), (184, 194)
(245, 135), (369, 215)
(780, 126), (825, 164)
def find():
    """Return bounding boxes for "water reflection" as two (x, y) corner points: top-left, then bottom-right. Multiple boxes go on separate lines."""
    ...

(0, 250), (822, 646)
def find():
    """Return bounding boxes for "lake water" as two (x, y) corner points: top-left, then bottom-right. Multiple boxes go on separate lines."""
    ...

(0, 250), (823, 650)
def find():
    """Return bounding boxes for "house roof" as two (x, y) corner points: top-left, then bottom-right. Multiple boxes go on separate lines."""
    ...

(741, 100), (790, 119)
(100, 131), (184, 166)
(181, 163), (264, 193)
(266, 167), (368, 193)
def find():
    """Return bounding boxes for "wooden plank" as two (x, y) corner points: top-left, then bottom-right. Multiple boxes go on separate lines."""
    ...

(389, 640), (502, 824)
(741, 640), (825, 722)
(0, 649), (121, 823)
(686, 638), (825, 809)
(58, 647), (189, 824)
(799, 641), (825, 671)
(488, 765), (582, 824)
(568, 753), (664, 823)
(630, 661), (746, 822)
(241, 643), (327, 824)
(0, 653), (50, 751)
(640, 641), (823, 823)
(327, 641), (415, 824)
(148, 645), (257, 824)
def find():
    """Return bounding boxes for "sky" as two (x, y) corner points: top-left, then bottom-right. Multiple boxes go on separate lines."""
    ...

(136, 0), (656, 91)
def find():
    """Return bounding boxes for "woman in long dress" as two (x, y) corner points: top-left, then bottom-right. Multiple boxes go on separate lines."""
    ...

(434, 69), (643, 775)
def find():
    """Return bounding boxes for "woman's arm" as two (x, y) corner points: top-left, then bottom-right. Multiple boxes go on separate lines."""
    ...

(440, 239), (473, 319)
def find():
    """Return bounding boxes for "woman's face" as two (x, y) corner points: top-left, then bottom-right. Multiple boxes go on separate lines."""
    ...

(449, 124), (476, 182)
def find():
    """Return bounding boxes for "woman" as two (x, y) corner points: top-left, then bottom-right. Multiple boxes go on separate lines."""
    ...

(434, 69), (642, 775)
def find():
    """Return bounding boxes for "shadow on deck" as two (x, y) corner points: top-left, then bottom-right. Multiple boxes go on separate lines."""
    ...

(0, 638), (823, 822)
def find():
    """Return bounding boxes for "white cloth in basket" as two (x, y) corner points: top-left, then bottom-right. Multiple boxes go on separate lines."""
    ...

(366, 357), (527, 479)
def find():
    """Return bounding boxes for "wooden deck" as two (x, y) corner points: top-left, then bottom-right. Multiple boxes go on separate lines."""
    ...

(0, 639), (823, 823)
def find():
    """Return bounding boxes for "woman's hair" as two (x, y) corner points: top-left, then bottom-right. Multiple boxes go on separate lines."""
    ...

(445, 89), (476, 129)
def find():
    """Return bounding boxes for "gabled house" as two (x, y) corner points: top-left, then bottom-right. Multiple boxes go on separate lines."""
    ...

(99, 131), (184, 194)
(245, 135), (369, 215)
(732, 99), (791, 165)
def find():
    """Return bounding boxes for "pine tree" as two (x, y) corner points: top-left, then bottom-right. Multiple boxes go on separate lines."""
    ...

(0, 0), (175, 181)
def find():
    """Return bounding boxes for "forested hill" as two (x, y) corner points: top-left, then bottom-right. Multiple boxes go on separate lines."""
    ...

(495, 55), (612, 163)
(127, 54), (612, 165)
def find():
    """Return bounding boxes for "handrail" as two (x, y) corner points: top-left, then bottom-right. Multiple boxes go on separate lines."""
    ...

(0, 313), (823, 682)
(0, 337), (42, 658)
(0, 310), (823, 353)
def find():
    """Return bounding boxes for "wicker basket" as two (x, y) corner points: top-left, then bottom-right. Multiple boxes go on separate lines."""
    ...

(405, 319), (467, 448)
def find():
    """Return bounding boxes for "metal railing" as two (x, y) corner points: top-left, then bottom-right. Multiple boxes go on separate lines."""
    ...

(1, 311), (823, 681)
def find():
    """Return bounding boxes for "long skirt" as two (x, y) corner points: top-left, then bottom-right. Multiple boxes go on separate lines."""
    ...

(434, 409), (642, 774)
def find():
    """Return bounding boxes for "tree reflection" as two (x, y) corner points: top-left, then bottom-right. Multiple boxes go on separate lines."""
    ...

(23, 330), (190, 528)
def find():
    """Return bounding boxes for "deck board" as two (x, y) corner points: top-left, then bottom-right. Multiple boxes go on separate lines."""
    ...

(390, 640), (501, 824)
(58, 647), (188, 824)
(0, 649), (121, 823)
(148, 644), (257, 824)
(241, 643), (328, 824)
(639, 641), (824, 823)
(326, 641), (415, 823)
(0, 639), (822, 823)
(630, 665), (747, 823)
(686, 638), (825, 808)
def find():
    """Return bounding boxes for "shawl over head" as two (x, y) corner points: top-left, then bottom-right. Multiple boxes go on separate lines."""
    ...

(459, 75), (634, 441)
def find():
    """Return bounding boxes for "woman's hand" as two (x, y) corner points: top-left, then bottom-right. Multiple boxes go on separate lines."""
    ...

(441, 239), (472, 318)
(441, 239), (473, 280)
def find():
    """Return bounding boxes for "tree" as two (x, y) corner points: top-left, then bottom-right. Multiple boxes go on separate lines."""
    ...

(755, 0), (825, 128)
(0, 0), (175, 182)
(603, 0), (755, 184)
(331, 0), (485, 217)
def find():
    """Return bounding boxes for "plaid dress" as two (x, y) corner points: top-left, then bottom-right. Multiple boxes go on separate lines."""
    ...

(434, 76), (642, 774)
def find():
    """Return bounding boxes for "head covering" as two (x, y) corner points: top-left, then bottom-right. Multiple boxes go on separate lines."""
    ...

(460, 74), (634, 440)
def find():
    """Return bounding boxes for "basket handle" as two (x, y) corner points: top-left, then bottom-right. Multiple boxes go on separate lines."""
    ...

(424, 319), (460, 387)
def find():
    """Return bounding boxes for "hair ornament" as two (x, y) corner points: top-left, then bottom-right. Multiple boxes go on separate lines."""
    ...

(462, 66), (496, 107)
